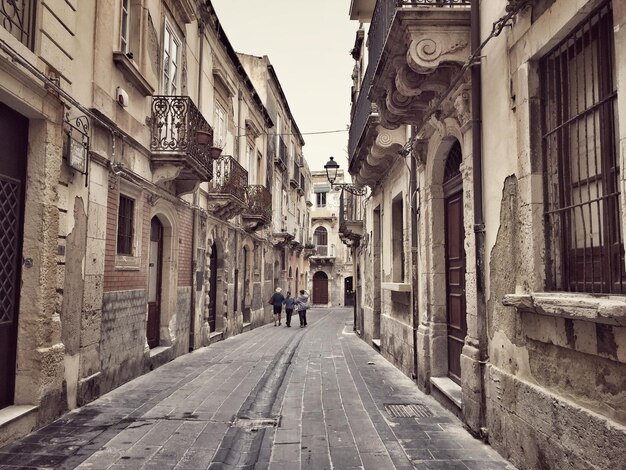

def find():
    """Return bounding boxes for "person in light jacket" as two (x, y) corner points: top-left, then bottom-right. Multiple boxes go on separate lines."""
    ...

(295, 290), (309, 328)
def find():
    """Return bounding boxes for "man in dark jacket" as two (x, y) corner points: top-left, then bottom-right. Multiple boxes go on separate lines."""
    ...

(269, 287), (285, 326)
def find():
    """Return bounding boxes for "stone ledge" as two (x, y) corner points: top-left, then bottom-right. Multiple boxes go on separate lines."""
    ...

(381, 282), (411, 292)
(0, 405), (38, 447)
(502, 293), (626, 326)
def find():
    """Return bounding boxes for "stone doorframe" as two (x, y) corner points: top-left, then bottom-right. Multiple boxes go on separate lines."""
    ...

(417, 123), (484, 431)
(148, 201), (180, 348)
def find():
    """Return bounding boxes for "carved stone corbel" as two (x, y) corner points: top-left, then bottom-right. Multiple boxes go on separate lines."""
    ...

(407, 33), (469, 74)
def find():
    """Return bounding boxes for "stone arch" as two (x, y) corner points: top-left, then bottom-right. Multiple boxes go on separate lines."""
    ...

(423, 133), (468, 379)
(149, 201), (179, 347)
(206, 227), (227, 333)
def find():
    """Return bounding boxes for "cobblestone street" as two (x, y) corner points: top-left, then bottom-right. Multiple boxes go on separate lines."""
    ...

(0, 308), (515, 469)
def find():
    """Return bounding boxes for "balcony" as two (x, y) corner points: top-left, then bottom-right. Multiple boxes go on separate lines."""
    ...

(1, 1), (35, 49)
(349, 0), (471, 187)
(150, 96), (213, 195)
(206, 155), (248, 220)
(274, 137), (288, 171)
(339, 192), (364, 247)
(290, 161), (301, 189)
(309, 245), (335, 266)
(242, 185), (272, 232)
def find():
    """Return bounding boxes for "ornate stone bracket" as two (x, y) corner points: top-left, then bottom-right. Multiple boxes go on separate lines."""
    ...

(407, 33), (469, 74)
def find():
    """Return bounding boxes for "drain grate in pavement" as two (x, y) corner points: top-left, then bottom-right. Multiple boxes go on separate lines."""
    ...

(233, 417), (280, 430)
(384, 403), (433, 418)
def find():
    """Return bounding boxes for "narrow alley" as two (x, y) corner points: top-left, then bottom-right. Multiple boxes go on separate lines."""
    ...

(0, 308), (513, 470)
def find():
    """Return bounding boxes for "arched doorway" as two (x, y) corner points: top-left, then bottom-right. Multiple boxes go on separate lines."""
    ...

(208, 241), (218, 332)
(242, 246), (250, 323)
(313, 271), (329, 305)
(0, 103), (28, 408)
(443, 141), (466, 385)
(295, 268), (299, 295)
(344, 276), (354, 306)
(147, 217), (164, 349)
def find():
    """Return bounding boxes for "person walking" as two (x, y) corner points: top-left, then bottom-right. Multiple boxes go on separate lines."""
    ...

(283, 292), (296, 327)
(268, 287), (285, 326)
(295, 289), (309, 328)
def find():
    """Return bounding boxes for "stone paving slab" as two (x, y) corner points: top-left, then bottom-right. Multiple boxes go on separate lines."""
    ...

(0, 308), (516, 469)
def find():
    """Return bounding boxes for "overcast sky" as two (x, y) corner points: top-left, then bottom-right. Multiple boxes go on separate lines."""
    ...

(212, 0), (356, 173)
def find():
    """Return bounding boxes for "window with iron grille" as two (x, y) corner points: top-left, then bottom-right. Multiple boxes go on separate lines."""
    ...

(117, 195), (135, 255)
(542, 1), (623, 294)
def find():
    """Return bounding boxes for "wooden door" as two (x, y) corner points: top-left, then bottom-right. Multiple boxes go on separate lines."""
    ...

(444, 181), (467, 385)
(0, 103), (28, 408)
(313, 271), (328, 304)
(147, 217), (163, 349)
(208, 242), (217, 332)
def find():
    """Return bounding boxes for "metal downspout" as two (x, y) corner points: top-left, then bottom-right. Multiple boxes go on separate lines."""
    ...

(471, 0), (488, 436)
(190, 27), (205, 351)
(411, 148), (419, 382)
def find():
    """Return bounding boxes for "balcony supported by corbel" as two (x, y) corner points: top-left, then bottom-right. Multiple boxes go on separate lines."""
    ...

(242, 185), (272, 232)
(351, 124), (407, 188)
(206, 155), (249, 220)
(369, 6), (471, 133)
(150, 96), (213, 196)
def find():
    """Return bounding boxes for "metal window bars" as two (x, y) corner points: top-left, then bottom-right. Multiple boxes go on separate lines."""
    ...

(542, 1), (623, 294)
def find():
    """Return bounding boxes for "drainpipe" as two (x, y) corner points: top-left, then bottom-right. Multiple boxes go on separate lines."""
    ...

(190, 25), (206, 352)
(471, 0), (488, 437)
(410, 148), (419, 382)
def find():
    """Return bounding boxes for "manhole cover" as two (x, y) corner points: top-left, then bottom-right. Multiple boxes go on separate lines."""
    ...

(384, 404), (433, 418)
(233, 417), (279, 430)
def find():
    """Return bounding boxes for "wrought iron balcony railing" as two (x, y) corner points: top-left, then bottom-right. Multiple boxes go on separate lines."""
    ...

(290, 160), (301, 188)
(207, 155), (248, 203)
(298, 174), (306, 195)
(349, 0), (471, 162)
(150, 96), (213, 184)
(1, 0), (35, 49)
(275, 137), (288, 169)
(243, 185), (272, 231)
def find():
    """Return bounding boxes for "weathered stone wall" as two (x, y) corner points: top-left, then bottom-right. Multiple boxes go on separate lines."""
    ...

(380, 312), (414, 377)
(174, 287), (191, 356)
(99, 290), (148, 394)
(487, 366), (626, 470)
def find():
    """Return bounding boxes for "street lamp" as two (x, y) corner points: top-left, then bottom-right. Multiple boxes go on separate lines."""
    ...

(323, 157), (367, 196)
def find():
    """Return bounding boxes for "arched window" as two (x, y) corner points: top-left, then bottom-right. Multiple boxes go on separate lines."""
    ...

(314, 227), (328, 256)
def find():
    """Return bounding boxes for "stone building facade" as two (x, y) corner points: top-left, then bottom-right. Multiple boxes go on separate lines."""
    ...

(307, 170), (354, 307)
(0, 0), (311, 447)
(346, 0), (626, 468)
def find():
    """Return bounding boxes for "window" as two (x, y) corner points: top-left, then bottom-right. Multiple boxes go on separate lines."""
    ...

(247, 144), (255, 184)
(314, 227), (328, 256)
(316, 191), (327, 208)
(120, 0), (130, 53)
(392, 194), (405, 282)
(542, 1), (623, 293)
(162, 21), (181, 95)
(214, 103), (227, 149)
(117, 195), (135, 255)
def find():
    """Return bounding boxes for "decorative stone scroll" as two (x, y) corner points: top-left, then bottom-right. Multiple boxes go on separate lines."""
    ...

(407, 33), (469, 74)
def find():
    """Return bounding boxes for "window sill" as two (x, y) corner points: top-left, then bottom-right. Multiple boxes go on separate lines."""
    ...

(115, 255), (141, 270)
(112, 51), (154, 96)
(502, 292), (626, 326)
(381, 282), (411, 292)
